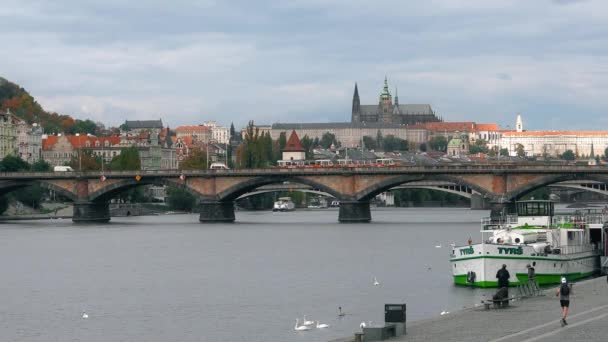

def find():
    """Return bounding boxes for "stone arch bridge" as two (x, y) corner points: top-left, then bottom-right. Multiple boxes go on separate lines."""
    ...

(1, 165), (608, 223)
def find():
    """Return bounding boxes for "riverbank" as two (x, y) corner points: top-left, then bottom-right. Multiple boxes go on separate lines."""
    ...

(333, 275), (608, 342)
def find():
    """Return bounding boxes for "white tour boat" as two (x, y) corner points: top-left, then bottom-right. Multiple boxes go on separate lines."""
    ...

(451, 200), (606, 287)
(273, 197), (295, 212)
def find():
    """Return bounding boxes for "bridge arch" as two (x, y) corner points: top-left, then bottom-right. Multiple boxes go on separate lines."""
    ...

(236, 189), (335, 200)
(217, 176), (344, 202)
(88, 177), (202, 202)
(0, 179), (78, 202)
(505, 174), (608, 202)
(354, 174), (491, 202)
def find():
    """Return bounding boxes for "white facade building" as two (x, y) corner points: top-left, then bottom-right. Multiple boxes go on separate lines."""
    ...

(203, 121), (230, 144)
(17, 122), (43, 164)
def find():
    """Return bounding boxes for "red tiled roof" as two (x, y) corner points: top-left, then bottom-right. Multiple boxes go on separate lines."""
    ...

(423, 122), (500, 132)
(283, 130), (305, 152)
(43, 135), (121, 150)
(503, 131), (608, 137)
(175, 125), (209, 132)
(476, 123), (499, 131)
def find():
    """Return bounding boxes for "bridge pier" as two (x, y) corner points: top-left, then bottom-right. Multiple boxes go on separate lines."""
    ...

(338, 201), (371, 223)
(199, 201), (235, 223)
(72, 201), (111, 223)
(470, 193), (489, 210)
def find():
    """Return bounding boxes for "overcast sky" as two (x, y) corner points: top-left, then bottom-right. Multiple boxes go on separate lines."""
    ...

(1, 0), (607, 130)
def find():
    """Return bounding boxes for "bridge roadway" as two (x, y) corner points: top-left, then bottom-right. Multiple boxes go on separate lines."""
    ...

(1, 164), (608, 223)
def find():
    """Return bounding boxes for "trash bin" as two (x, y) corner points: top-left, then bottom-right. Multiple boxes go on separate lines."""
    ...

(385, 304), (406, 335)
(385, 304), (406, 323)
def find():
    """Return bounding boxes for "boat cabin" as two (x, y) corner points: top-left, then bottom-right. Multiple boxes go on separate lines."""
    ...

(514, 200), (555, 228)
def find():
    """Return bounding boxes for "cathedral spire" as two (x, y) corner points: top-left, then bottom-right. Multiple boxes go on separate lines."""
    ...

(351, 82), (360, 122)
(394, 87), (399, 106)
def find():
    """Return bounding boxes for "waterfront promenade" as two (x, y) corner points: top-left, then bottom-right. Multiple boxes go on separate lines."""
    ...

(335, 276), (608, 342)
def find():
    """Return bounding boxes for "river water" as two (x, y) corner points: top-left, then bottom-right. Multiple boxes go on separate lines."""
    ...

(0, 208), (495, 342)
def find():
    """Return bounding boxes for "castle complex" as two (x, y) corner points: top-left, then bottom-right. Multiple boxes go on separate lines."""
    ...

(351, 77), (441, 125)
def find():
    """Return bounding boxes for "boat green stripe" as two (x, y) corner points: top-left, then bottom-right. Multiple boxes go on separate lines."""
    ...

(450, 254), (597, 262)
(453, 271), (594, 288)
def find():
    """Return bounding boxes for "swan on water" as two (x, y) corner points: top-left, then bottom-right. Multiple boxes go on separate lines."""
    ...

(435, 244), (442, 248)
(360, 322), (366, 329)
(303, 315), (314, 326)
(82, 312), (88, 319)
(440, 311), (449, 315)
(373, 277), (380, 286)
(316, 321), (330, 329)
(294, 319), (310, 331)
(338, 306), (345, 317)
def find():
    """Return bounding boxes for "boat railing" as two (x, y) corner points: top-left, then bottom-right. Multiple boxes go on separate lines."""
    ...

(481, 215), (517, 230)
(553, 244), (597, 255)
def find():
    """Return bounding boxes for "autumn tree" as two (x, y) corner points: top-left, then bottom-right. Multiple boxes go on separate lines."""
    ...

(69, 150), (102, 171)
(180, 148), (208, 170)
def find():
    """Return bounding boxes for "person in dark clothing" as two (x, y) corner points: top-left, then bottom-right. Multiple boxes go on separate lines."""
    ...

(496, 264), (510, 288)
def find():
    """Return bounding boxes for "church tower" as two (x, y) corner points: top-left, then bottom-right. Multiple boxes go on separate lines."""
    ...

(516, 114), (523, 132)
(351, 83), (361, 123)
(378, 76), (394, 123)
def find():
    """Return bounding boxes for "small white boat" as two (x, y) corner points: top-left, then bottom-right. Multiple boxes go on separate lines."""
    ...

(273, 197), (295, 212)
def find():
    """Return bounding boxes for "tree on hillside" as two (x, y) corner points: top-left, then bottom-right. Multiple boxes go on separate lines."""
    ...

(109, 146), (141, 171)
(561, 150), (575, 161)
(500, 148), (509, 157)
(180, 148), (208, 170)
(428, 136), (448, 152)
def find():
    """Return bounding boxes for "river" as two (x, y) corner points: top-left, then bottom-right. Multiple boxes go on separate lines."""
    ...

(0, 208), (496, 342)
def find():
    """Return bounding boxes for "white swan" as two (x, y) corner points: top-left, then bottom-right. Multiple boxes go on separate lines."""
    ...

(303, 315), (314, 326)
(373, 276), (380, 286)
(440, 311), (449, 315)
(435, 244), (442, 248)
(294, 319), (310, 331)
(82, 312), (88, 319)
(316, 321), (330, 328)
(360, 322), (366, 329)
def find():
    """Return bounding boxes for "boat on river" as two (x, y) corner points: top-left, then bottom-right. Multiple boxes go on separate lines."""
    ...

(451, 200), (606, 287)
(273, 197), (295, 212)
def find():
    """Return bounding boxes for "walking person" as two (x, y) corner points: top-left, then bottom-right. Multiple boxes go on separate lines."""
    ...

(556, 277), (571, 326)
(526, 264), (537, 294)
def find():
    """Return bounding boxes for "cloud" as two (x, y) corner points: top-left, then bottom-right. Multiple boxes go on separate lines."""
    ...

(1, 0), (607, 131)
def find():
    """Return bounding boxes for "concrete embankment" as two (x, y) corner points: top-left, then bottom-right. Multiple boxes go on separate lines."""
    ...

(334, 276), (608, 342)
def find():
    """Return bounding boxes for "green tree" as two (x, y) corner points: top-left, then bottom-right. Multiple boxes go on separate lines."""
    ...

(0, 155), (30, 171)
(236, 121), (275, 168)
(300, 135), (314, 159)
(14, 184), (45, 209)
(500, 148), (509, 157)
(362, 136), (377, 150)
(604, 147), (608, 160)
(166, 187), (196, 211)
(376, 130), (383, 150)
(180, 148), (208, 170)
(561, 149), (576, 161)
(419, 143), (427, 152)
(515, 144), (526, 157)
(320, 132), (338, 149)
(69, 150), (102, 171)
(31, 159), (52, 171)
(382, 135), (408, 152)
(469, 139), (489, 154)
(109, 146), (141, 170)
(428, 136), (448, 152)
